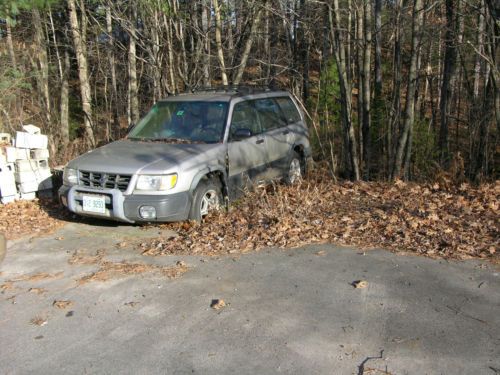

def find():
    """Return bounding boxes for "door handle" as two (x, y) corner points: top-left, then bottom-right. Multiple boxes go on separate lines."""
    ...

(256, 139), (264, 144)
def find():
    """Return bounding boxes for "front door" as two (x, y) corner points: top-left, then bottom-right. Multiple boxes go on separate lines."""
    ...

(227, 100), (267, 195)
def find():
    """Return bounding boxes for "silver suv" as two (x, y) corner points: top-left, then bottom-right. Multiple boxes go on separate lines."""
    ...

(59, 87), (311, 222)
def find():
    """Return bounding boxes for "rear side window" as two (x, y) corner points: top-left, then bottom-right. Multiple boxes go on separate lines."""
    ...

(275, 97), (302, 124)
(254, 98), (287, 131)
(230, 101), (262, 138)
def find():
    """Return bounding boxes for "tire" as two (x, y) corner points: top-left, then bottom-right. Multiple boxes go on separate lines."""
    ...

(284, 151), (303, 185)
(189, 179), (222, 222)
(0, 233), (5, 264)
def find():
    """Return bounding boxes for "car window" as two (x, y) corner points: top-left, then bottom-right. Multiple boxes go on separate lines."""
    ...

(275, 97), (302, 124)
(128, 101), (228, 143)
(230, 101), (262, 139)
(254, 98), (287, 131)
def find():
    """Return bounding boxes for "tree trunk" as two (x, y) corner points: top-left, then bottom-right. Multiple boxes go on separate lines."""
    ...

(233, 3), (264, 85)
(213, 0), (229, 86)
(473, 1), (485, 99)
(373, 0), (383, 172)
(388, 0), (402, 178)
(6, 21), (17, 69)
(201, 0), (211, 87)
(164, 14), (177, 94)
(300, 0), (310, 101)
(32, 8), (51, 126)
(373, 0), (382, 101)
(106, 5), (120, 139)
(355, 4), (364, 164)
(330, 1), (361, 180)
(60, 51), (70, 146)
(68, 0), (95, 147)
(263, 5), (271, 82)
(392, 0), (424, 180)
(346, 0), (352, 82)
(438, 0), (460, 167)
(128, 5), (140, 126)
(48, 8), (63, 80)
(226, 0), (234, 67)
(361, 0), (372, 179)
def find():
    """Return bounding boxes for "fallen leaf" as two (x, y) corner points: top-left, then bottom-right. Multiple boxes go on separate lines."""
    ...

(30, 317), (47, 326)
(53, 300), (73, 309)
(211, 299), (226, 310)
(352, 280), (369, 289)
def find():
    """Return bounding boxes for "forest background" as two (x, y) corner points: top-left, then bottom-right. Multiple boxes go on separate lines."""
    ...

(0, 0), (498, 182)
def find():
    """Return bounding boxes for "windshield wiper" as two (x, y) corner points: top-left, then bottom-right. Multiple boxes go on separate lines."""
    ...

(131, 137), (192, 144)
(128, 137), (207, 144)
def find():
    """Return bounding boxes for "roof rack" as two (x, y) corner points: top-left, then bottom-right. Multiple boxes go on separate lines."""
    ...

(185, 84), (284, 96)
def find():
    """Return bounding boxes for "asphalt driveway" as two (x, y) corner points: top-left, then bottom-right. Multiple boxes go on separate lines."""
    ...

(1, 222), (499, 374)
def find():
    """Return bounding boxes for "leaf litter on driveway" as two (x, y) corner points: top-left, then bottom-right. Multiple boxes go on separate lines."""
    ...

(139, 176), (499, 262)
(0, 171), (497, 263)
(76, 260), (189, 285)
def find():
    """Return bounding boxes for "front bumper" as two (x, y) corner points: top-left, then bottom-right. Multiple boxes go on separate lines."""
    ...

(58, 185), (191, 223)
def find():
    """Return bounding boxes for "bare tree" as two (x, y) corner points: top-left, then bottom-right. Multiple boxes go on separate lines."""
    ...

(128, 3), (139, 126)
(329, 0), (360, 180)
(213, 0), (229, 85)
(438, 0), (460, 167)
(233, 2), (264, 85)
(392, 0), (425, 180)
(68, 0), (95, 146)
(32, 8), (51, 126)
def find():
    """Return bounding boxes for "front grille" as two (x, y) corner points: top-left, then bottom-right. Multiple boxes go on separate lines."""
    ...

(79, 171), (131, 192)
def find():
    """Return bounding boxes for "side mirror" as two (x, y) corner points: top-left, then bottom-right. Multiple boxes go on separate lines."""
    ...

(232, 128), (252, 141)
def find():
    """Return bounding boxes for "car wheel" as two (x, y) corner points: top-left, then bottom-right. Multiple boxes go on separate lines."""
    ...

(285, 151), (303, 185)
(189, 179), (222, 222)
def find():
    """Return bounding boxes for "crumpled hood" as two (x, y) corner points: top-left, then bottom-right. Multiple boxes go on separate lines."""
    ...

(67, 140), (224, 175)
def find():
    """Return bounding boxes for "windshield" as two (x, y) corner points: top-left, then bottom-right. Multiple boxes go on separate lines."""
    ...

(128, 101), (229, 143)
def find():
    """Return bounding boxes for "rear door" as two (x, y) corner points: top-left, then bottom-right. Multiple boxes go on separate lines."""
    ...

(254, 97), (290, 177)
(275, 96), (305, 138)
(227, 100), (267, 193)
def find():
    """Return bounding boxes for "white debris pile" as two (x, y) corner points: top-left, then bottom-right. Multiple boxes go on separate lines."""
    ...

(0, 125), (52, 204)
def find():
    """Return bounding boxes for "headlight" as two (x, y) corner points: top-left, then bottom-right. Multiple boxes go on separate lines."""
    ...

(63, 168), (78, 186)
(136, 174), (177, 191)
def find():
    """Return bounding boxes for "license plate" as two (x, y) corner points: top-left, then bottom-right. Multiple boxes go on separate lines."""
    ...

(82, 195), (106, 214)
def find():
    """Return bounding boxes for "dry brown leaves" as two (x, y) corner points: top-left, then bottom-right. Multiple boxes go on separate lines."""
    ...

(30, 316), (48, 326)
(0, 198), (68, 240)
(9, 272), (64, 282)
(77, 260), (189, 284)
(68, 249), (105, 265)
(53, 300), (73, 309)
(140, 175), (499, 261)
(210, 299), (226, 310)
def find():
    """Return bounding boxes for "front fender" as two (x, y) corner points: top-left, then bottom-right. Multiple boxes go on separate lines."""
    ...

(189, 166), (228, 194)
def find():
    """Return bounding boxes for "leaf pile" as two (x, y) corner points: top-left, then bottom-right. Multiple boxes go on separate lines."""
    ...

(141, 177), (499, 261)
(0, 199), (68, 240)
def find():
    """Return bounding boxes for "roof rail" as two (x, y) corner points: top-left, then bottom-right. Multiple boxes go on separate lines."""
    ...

(186, 84), (284, 95)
